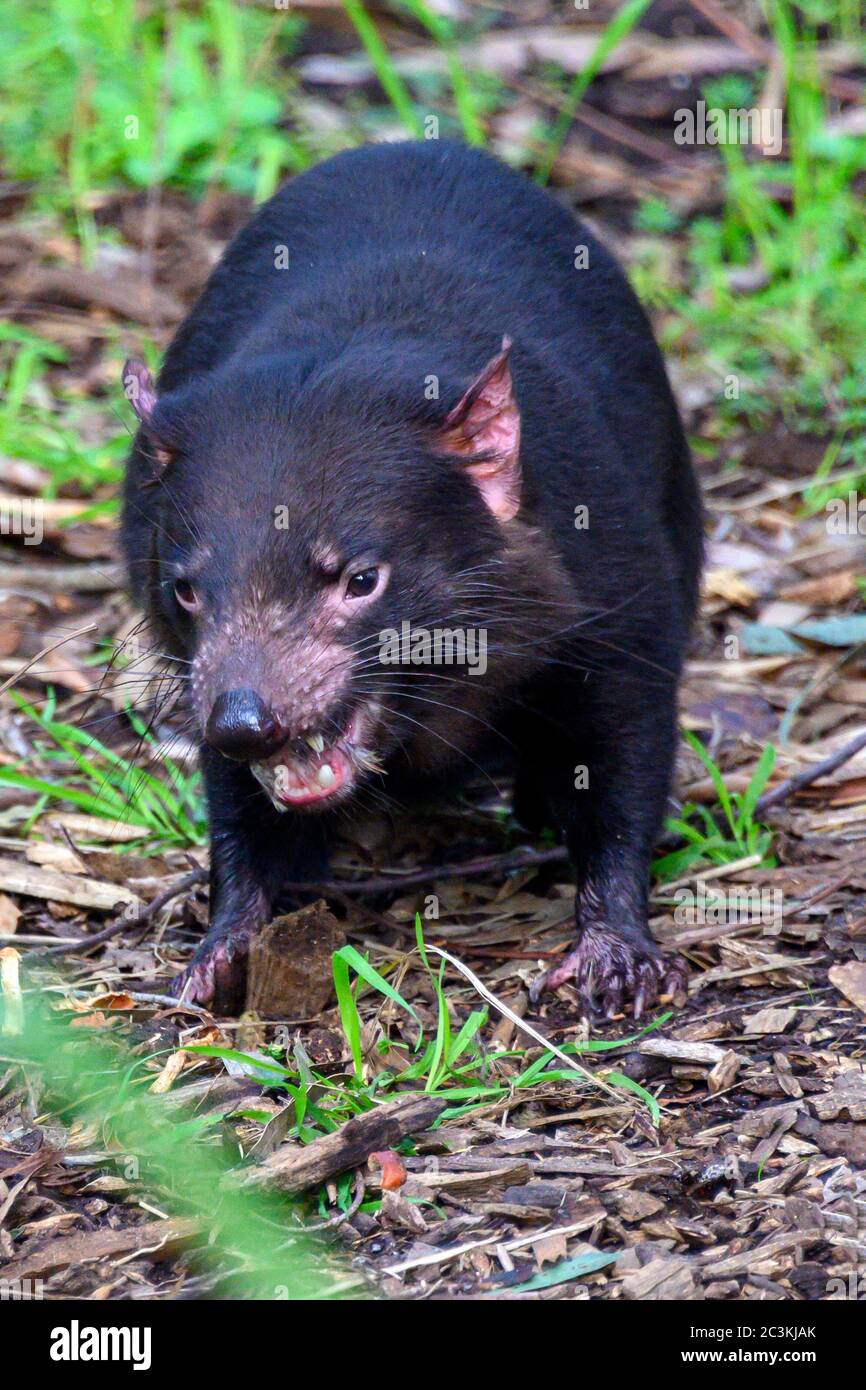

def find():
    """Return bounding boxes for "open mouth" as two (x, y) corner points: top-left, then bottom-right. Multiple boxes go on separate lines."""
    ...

(250, 705), (382, 810)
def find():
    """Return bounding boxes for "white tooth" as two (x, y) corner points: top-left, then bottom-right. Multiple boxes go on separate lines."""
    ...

(306, 733), (325, 754)
(317, 763), (335, 787)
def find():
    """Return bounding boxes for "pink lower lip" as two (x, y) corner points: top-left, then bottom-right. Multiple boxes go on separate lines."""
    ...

(279, 786), (339, 805)
(251, 708), (375, 809)
(276, 759), (350, 805)
(268, 740), (354, 806)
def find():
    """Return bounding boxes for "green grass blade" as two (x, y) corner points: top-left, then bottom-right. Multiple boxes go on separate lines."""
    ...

(343, 0), (423, 137)
(333, 944), (421, 1028)
(184, 1044), (294, 1078)
(399, 0), (484, 144)
(332, 952), (364, 1079)
(684, 729), (736, 836)
(447, 1008), (487, 1067)
(535, 0), (654, 184)
(605, 1069), (661, 1125)
(505, 1250), (620, 1294)
(425, 961), (450, 1092)
(739, 743), (777, 824)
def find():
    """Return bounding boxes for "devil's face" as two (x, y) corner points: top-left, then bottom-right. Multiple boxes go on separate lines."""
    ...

(124, 345), (524, 811)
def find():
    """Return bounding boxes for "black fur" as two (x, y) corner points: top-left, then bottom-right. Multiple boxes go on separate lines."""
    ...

(122, 140), (702, 1015)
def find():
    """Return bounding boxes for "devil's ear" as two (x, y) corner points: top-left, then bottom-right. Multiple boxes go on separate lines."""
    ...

(122, 359), (173, 473)
(122, 359), (157, 423)
(437, 336), (521, 522)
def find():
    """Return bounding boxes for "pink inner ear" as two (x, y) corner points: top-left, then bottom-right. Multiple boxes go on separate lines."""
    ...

(122, 359), (175, 476)
(122, 359), (157, 425)
(440, 337), (521, 522)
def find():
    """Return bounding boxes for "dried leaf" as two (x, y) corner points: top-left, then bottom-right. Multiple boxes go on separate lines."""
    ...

(744, 1006), (797, 1035)
(0, 893), (20, 937)
(828, 962), (866, 1015)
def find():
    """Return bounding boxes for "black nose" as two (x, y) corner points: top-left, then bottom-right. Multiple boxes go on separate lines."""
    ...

(205, 688), (285, 761)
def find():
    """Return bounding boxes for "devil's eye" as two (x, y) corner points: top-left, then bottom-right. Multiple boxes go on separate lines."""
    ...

(173, 577), (200, 612)
(345, 567), (379, 599)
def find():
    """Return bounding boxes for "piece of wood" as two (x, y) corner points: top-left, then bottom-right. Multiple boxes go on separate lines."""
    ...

(1, 946), (23, 1034)
(42, 811), (152, 843)
(236, 1093), (447, 1195)
(0, 560), (125, 592)
(0, 892), (20, 936)
(708, 1049), (743, 1094)
(621, 1256), (700, 1301)
(41, 865), (206, 957)
(7, 266), (184, 326)
(245, 900), (345, 1017)
(2, 1217), (200, 1281)
(829, 961), (866, 1015)
(638, 1038), (727, 1065)
(756, 727), (866, 813)
(0, 494), (115, 528)
(25, 841), (86, 874)
(403, 1161), (532, 1196)
(0, 855), (141, 912)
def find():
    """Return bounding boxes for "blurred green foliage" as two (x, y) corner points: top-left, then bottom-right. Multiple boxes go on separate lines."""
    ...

(0, 0), (307, 212)
(2, 1001), (359, 1298)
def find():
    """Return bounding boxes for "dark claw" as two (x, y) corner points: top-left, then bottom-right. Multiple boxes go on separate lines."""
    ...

(661, 958), (689, 1005)
(633, 982), (648, 1021)
(602, 977), (623, 1019)
(533, 922), (688, 1019)
(168, 929), (252, 1013)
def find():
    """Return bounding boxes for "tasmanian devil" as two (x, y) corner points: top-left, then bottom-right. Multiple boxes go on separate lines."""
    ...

(121, 139), (703, 1017)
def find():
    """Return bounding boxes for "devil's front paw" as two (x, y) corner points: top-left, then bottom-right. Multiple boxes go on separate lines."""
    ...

(530, 923), (687, 1020)
(168, 925), (254, 1014)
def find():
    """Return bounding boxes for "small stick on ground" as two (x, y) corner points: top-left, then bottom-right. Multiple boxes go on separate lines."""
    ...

(283, 844), (568, 898)
(34, 865), (207, 957)
(756, 728), (866, 814)
(234, 1093), (447, 1195)
(0, 623), (98, 698)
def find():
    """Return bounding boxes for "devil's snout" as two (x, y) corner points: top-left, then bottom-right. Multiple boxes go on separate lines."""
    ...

(205, 688), (285, 761)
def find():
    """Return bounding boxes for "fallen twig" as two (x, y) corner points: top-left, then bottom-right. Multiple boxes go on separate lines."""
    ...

(2, 1216), (200, 1282)
(0, 561), (124, 592)
(234, 1093), (447, 1195)
(0, 855), (140, 915)
(0, 623), (97, 699)
(283, 844), (568, 898)
(756, 728), (866, 813)
(33, 865), (207, 957)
